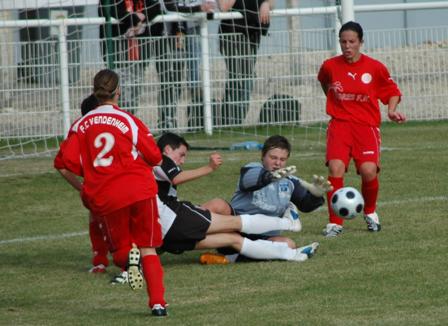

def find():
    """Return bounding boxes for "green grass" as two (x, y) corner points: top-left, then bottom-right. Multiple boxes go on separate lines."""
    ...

(1, 121), (447, 325)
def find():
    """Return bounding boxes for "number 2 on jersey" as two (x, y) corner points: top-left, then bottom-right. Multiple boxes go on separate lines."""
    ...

(93, 132), (115, 167)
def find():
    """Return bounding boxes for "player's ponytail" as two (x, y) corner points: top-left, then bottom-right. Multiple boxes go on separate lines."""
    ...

(93, 69), (120, 103)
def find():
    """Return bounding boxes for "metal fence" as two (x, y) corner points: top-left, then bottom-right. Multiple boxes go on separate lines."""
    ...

(1, 2), (448, 160)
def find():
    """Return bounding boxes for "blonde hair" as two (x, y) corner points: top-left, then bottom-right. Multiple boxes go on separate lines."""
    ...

(93, 69), (119, 103)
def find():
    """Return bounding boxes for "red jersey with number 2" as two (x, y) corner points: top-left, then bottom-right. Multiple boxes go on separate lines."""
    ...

(61, 104), (161, 216)
(318, 54), (401, 127)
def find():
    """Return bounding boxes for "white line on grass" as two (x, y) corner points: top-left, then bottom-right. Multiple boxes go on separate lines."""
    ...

(1, 196), (446, 246)
(0, 231), (87, 245)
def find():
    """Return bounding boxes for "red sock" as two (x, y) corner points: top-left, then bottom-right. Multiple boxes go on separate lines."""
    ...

(327, 176), (345, 225)
(362, 177), (379, 215)
(112, 246), (131, 270)
(89, 218), (109, 267)
(142, 254), (166, 308)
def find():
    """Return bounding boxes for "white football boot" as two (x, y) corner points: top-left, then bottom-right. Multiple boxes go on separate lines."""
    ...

(364, 212), (381, 232)
(322, 223), (343, 237)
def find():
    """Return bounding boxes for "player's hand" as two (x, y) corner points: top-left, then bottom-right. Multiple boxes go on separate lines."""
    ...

(271, 165), (296, 179)
(300, 175), (333, 197)
(208, 152), (222, 170)
(388, 110), (407, 124)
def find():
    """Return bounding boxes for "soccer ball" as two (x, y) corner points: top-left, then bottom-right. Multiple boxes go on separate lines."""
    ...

(330, 187), (364, 219)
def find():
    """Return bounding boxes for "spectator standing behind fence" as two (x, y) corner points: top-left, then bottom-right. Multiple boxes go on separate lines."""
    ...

(99, 0), (215, 128)
(162, 0), (216, 129)
(183, 0), (217, 129)
(217, 0), (272, 125)
(98, 0), (160, 114)
(318, 21), (406, 237)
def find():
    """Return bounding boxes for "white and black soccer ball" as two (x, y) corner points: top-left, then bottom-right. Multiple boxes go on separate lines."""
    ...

(330, 187), (364, 220)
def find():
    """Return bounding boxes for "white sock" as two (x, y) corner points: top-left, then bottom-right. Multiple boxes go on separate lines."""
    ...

(240, 214), (290, 234)
(240, 238), (296, 261)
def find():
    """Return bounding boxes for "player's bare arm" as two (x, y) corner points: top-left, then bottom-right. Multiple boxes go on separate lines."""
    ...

(387, 95), (406, 123)
(172, 152), (223, 185)
(57, 168), (82, 192)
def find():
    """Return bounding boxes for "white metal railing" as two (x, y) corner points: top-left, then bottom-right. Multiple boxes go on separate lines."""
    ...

(0, 1), (448, 139)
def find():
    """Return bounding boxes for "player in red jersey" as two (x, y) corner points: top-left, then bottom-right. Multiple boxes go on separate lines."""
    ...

(55, 94), (110, 274)
(318, 21), (406, 237)
(57, 69), (167, 317)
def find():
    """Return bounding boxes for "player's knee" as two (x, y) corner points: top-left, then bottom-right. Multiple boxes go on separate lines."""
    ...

(359, 163), (378, 181)
(284, 238), (296, 249)
(202, 198), (232, 215)
(328, 160), (345, 176)
(228, 233), (244, 248)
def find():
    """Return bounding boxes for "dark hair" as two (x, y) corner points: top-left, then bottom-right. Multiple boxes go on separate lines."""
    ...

(339, 21), (363, 42)
(261, 135), (291, 158)
(93, 69), (119, 103)
(80, 94), (100, 116)
(157, 132), (190, 153)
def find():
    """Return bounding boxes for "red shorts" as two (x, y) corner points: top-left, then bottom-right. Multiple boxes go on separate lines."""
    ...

(97, 197), (162, 252)
(326, 119), (381, 172)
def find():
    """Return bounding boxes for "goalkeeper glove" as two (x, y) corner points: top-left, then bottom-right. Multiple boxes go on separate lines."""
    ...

(271, 165), (297, 179)
(300, 175), (333, 197)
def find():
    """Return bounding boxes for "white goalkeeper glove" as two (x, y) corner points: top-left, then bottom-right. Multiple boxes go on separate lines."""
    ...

(271, 165), (297, 179)
(300, 175), (333, 197)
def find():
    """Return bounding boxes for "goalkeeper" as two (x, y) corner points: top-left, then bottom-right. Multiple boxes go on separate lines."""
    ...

(201, 135), (332, 264)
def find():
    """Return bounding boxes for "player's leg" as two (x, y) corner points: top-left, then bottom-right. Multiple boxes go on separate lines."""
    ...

(88, 213), (109, 273)
(326, 159), (346, 223)
(358, 163), (381, 232)
(97, 210), (133, 285)
(201, 198), (232, 215)
(195, 232), (242, 251)
(131, 197), (167, 317)
(139, 247), (166, 316)
(268, 235), (296, 249)
(359, 161), (379, 212)
(354, 124), (381, 232)
(96, 212), (131, 270)
(324, 120), (351, 236)
(196, 233), (317, 262)
(206, 211), (300, 235)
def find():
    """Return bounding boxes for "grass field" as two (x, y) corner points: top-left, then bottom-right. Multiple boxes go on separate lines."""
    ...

(1, 121), (447, 325)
